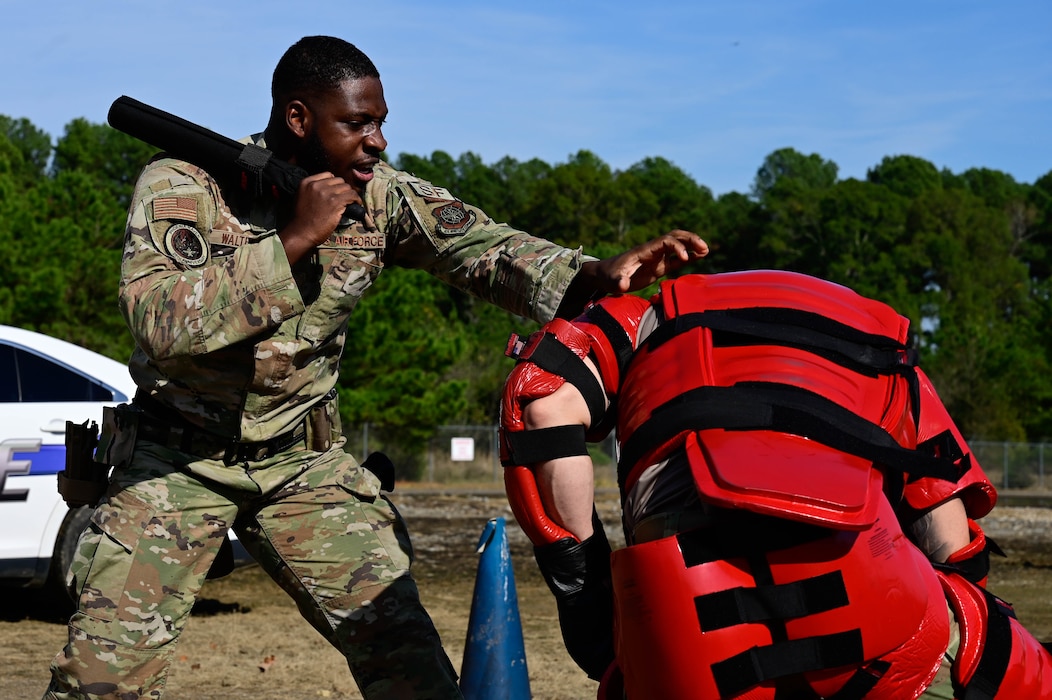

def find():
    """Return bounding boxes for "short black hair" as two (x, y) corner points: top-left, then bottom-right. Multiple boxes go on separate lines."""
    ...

(271, 36), (380, 106)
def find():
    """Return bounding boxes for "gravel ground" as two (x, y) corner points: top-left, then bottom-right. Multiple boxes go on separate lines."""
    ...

(2, 489), (1049, 700)
(977, 505), (1052, 540)
(397, 487), (1052, 549)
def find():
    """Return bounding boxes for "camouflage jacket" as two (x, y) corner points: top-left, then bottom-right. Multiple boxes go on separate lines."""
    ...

(120, 138), (590, 442)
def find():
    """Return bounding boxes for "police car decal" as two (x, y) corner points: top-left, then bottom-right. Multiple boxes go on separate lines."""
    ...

(1, 440), (63, 502)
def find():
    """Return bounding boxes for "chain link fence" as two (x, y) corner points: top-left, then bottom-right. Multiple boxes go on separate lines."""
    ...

(343, 424), (619, 485)
(969, 441), (1050, 491)
(343, 424), (1050, 493)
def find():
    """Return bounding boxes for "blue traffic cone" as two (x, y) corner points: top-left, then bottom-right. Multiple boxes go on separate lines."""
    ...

(460, 517), (532, 699)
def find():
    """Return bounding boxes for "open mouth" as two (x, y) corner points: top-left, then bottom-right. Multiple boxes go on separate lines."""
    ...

(351, 161), (378, 184)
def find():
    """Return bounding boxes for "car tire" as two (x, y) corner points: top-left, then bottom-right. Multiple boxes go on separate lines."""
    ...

(44, 505), (93, 610)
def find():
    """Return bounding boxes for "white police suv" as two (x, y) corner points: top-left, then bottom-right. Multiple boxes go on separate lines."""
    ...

(0, 324), (136, 600)
(2, 325), (254, 605)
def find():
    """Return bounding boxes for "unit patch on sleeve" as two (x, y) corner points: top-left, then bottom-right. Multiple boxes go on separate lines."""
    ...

(409, 180), (455, 201)
(164, 224), (209, 267)
(432, 201), (477, 236)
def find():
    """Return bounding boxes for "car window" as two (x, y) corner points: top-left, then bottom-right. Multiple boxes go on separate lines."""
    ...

(0, 342), (117, 402)
(0, 345), (16, 402)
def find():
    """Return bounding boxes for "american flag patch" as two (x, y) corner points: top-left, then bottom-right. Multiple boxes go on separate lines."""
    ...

(153, 196), (198, 222)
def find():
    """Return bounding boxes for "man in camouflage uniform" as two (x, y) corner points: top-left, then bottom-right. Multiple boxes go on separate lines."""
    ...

(43, 36), (707, 700)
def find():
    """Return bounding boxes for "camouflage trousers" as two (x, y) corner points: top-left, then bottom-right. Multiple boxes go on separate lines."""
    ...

(43, 438), (463, 700)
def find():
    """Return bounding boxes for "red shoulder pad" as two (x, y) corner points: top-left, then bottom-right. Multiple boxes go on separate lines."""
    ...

(903, 368), (996, 518)
(572, 294), (650, 398)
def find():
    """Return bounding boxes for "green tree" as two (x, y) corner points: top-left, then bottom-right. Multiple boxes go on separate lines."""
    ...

(809, 179), (912, 305)
(614, 157), (715, 252)
(491, 156), (551, 226)
(516, 150), (620, 248)
(1025, 171), (1052, 286)
(741, 149), (842, 274)
(0, 120), (135, 360)
(707, 191), (767, 272)
(901, 187), (1034, 440)
(752, 147), (838, 202)
(394, 150), (458, 191)
(866, 155), (941, 198)
(337, 267), (476, 475)
(0, 116), (51, 180)
(52, 119), (158, 209)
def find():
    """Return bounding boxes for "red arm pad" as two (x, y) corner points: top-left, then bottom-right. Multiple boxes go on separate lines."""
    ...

(500, 320), (594, 547)
(500, 320), (595, 444)
(504, 465), (577, 546)
(946, 518), (1004, 588)
(500, 299), (647, 547)
(903, 368), (997, 518)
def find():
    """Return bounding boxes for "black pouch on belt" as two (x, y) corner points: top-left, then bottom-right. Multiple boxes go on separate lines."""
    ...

(306, 389), (342, 452)
(58, 419), (106, 507)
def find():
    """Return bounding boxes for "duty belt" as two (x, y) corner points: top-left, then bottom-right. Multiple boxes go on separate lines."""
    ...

(134, 390), (308, 464)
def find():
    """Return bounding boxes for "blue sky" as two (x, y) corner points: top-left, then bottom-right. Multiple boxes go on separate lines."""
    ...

(2, 0), (1049, 196)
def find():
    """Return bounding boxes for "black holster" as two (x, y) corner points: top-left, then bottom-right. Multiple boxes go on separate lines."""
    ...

(58, 419), (107, 507)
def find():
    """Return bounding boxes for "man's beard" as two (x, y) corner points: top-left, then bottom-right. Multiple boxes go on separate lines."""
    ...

(298, 130), (334, 175)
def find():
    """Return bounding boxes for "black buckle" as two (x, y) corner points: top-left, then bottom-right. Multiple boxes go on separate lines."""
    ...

(222, 440), (275, 465)
(222, 424), (305, 465)
(222, 441), (243, 466)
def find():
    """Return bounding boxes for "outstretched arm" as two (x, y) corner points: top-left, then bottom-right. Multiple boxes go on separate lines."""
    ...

(558, 230), (708, 317)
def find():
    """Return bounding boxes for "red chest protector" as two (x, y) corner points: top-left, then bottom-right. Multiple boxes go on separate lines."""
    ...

(610, 271), (971, 698)
(616, 270), (966, 529)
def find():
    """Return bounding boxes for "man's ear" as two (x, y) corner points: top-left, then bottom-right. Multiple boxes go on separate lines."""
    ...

(285, 100), (310, 138)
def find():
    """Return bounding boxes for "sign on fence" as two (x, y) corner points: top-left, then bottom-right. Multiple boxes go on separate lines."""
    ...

(451, 437), (475, 462)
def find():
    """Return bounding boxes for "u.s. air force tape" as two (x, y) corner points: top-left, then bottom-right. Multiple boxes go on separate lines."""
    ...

(325, 232), (387, 249)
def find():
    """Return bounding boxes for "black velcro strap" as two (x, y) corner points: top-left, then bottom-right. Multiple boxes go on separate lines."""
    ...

(522, 334), (607, 429)
(617, 382), (962, 490)
(677, 513), (829, 567)
(695, 571), (849, 632)
(236, 143), (274, 197)
(582, 303), (637, 379)
(236, 143), (273, 173)
(645, 308), (917, 376)
(502, 425), (588, 466)
(913, 429), (970, 478)
(956, 589), (1014, 700)
(643, 305), (925, 432)
(950, 547), (992, 587)
(825, 660), (891, 700)
(916, 429), (965, 462)
(711, 629), (865, 697)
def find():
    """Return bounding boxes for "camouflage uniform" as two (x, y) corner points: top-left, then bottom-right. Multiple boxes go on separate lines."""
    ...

(45, 139), (590, 700)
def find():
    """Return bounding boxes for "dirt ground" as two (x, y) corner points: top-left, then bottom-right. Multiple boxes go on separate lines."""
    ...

(2, 489), (1050, 700)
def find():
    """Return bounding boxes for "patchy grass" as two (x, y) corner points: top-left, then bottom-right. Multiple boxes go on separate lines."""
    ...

(3, 493), (1049, 700)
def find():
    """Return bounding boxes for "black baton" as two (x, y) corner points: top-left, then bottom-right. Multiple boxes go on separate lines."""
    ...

(107, 95), (366, 221)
